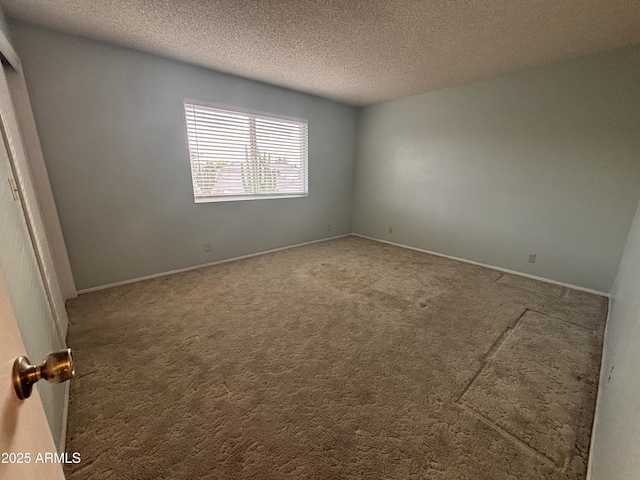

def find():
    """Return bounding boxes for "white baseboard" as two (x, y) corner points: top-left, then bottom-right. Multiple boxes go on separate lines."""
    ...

(80, 232), (609, 297)
(77, 234), (351, 294)
(352, 234), (609, 297)
(585, 301), (613, 480)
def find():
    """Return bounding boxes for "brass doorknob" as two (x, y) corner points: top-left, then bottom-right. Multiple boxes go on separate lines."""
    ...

(12, 348), (75, 400)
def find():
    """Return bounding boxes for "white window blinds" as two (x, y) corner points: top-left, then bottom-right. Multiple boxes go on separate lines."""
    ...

(184, 102), (308, 202)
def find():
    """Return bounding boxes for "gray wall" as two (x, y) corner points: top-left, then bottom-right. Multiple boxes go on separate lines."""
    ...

(353, 45), (640, 293)
(589, 194), (640, 479)
(9, 21), (357, 290)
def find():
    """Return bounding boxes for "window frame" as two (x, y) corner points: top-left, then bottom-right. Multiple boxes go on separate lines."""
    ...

(183, 99), (309, 203)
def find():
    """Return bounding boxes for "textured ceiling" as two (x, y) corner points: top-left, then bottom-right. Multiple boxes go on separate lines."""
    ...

(2, 0), (640, 106)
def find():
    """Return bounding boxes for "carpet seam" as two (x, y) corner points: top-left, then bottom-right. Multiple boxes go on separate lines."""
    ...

(457, 403), (559, 469)
(493, 277), (566, 299)
(528, 309), (597, 332)
(455, 307), (566, 468)
(457, 308), (585, 472)
(456, 308), (530, 403)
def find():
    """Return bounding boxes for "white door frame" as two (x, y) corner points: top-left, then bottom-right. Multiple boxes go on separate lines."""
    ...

(0, 30), (72, 343)
(4, 54), (77, 301)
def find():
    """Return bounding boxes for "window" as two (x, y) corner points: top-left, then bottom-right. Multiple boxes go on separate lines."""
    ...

(184, 102), (308, 202)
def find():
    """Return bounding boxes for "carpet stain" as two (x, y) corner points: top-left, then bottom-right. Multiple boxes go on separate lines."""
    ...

(64, 236), (606, 479)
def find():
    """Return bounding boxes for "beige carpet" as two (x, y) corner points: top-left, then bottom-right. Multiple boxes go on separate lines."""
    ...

(63, 236), (607, 479)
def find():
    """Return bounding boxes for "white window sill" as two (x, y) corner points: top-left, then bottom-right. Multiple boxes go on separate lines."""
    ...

(194, 193), (308, 203)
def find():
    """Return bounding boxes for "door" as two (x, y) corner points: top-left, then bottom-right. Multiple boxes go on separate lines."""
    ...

(0, 35), (69, 475)
(0, 273), (65, 480)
